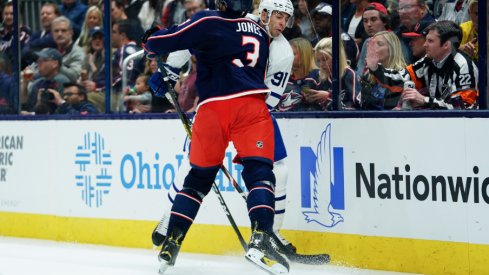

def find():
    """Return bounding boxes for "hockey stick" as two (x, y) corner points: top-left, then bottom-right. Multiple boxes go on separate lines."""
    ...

(156, 58), (329, 265)
(156, 57), (248, 251)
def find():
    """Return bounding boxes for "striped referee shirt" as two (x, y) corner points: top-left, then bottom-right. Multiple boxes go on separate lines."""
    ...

(370, 51), (479, 109)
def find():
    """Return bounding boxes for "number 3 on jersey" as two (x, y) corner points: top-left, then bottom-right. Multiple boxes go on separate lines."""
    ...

(232, 35), (260, 67)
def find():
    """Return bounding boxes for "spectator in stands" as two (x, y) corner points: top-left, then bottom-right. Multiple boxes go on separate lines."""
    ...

(138, 0), (161, 30)
(111, 0), (144, 44)
(47, 82), (99, 114)
(87, 0), (102, 6)
(59, 0), (88, 40)
(277, 37), (317, 111)
(184, 0), (205, 19)
(303, 37), (360, 111)
(344, 0), (370, 47)
(111, 19), (143, 112)
(20, 48), (70, 114)
(123, 74), (152, 113)
(401, 20), (430, 62)
(438, 0), (470, 25)
(1, 1), (30, 66)
(366, 20), (479, 110)
(21, 1), (60, 69)
(385, 0), (400, 30)
(51, 16), (86, 82)
(458, 0), (478, 61)
(310, 2), (359, 70)
(174, 55), (199, 113)
(81, 26), (105, 112)
(161, 0), (186, 28)
(360, 31), (406, 110)
(75, 5), (102, 48)
(396, 0), (435, 62)
(123, 0), (145, 20)
(294, 0), (315, 41)
(0, 53), (15, 114)
(356, 2), (392, 76)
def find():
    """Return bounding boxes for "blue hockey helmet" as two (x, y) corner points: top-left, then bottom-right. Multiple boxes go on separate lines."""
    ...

(215, 0), (253, 16)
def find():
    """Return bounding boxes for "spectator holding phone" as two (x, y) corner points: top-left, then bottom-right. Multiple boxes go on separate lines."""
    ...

(304, 37), (360, 111)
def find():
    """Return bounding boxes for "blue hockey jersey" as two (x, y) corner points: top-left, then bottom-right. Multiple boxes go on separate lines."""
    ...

(144, 10), (271, 105)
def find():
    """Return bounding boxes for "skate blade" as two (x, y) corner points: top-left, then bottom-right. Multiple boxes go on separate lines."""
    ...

(158, 261), (170, 274)
(245, 248), (288, 275)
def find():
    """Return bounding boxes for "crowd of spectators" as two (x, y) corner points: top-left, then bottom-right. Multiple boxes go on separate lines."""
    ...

(0, 0), (483, 115)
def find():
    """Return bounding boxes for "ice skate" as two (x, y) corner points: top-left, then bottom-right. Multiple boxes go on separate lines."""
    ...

(245, 230), (289, 275)
(152, 212), (170, 247)
(157, 229), (183, 274)
(273, 230), (297, 254)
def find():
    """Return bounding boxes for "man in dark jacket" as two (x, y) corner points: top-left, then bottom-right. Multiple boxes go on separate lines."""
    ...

(48, 82), (100, 114)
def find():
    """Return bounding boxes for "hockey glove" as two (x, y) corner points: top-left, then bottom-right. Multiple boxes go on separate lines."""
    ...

(149, 64), (181, 98)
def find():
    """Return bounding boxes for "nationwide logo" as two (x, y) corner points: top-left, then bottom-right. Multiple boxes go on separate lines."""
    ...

(74, 132), (113, 207)
(300, 123), (345, 228)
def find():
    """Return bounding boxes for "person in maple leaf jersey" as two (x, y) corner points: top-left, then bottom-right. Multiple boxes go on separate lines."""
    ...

(142, 0), (290, 274)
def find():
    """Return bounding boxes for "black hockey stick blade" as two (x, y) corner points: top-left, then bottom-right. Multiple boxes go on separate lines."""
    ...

(271, 232), (330, 265)
(286, 252), (330, 265)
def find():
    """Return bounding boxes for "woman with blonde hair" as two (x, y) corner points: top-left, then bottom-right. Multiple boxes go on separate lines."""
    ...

(277, 37), (317, 111)
(302, 37), (360, 110)
(360, 30), (406, 109)
(76, 6), (103, 49)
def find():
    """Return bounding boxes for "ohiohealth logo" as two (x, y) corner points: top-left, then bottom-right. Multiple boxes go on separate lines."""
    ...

(300, 123), (345, 228)
(74, 132), (113, 207)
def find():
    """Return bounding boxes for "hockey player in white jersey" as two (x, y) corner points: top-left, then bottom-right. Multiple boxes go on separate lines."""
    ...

(151, 0), (328, 264)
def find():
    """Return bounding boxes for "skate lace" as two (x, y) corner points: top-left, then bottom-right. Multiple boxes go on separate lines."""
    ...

(155, 214), (169, 235)
(273, 231), (291, 246)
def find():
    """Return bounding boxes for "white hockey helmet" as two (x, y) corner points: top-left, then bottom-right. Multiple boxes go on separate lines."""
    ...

(258, 0), (294, 28)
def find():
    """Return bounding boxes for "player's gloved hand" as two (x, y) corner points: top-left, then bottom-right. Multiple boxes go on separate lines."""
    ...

(141, 26), (161, 44)
(149, 64), (181, 98)
(149, 71), (168, 97)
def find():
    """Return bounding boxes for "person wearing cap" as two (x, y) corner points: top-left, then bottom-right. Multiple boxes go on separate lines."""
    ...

(80, 26), (105, 112)
(401, 20), (430, 62)
(366, 20), (479, 110)
(356, 2), (405, 76)
(311, 2), (359, 70)
(20, 48), (70, 114)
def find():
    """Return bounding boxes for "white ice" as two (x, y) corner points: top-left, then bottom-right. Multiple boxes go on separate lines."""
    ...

(0, 236), (415, 275)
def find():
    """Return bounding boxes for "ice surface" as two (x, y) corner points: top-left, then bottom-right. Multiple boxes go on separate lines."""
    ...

(0, 237), (415, 275)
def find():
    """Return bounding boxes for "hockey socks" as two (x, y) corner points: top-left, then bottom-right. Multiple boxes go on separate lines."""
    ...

(168, 188), (203, 238)
(247, 182), (275, 232)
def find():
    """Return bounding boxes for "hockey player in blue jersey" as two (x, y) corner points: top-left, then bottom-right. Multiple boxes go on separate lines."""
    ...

(150, 0), (329, 265)
(151, 0), (297, 251)
(142, 0), (289, 274)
